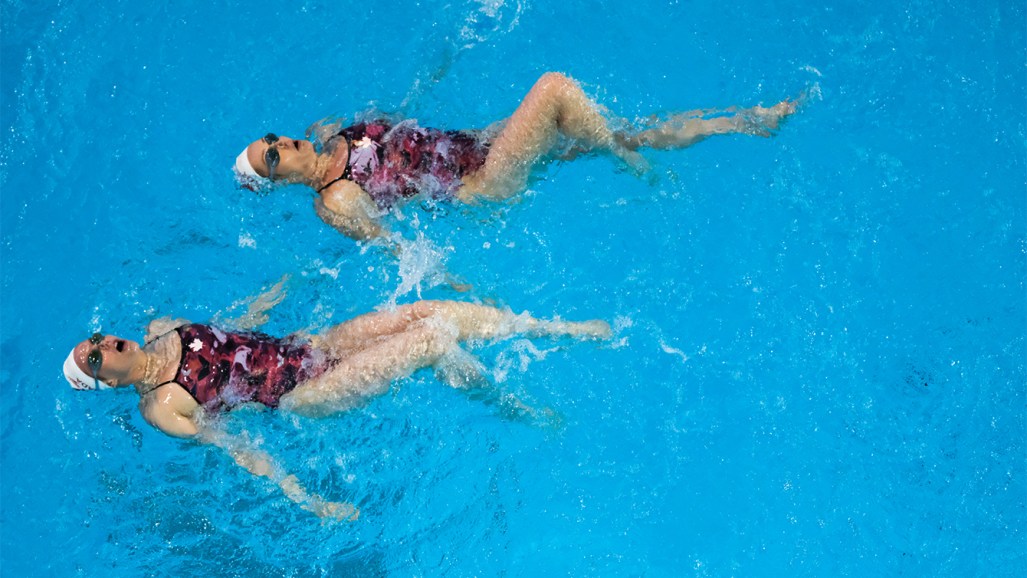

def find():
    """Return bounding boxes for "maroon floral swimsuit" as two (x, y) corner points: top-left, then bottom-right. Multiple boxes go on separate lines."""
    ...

(318, 120), (490, 208)
(170, 324), (326, 411)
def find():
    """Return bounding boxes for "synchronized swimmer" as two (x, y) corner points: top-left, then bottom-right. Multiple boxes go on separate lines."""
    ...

(63, 295), (609, 520)
(234, 72), (798, 244)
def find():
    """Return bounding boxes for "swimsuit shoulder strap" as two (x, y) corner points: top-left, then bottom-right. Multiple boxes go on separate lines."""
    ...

(141, 379), (178, 397)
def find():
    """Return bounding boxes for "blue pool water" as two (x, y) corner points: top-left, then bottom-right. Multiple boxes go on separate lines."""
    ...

(2, 0), (1024, 575)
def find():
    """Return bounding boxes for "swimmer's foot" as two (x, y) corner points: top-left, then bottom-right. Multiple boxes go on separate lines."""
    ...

(497, 394), (565, 429)
(611, 134), (653, 176)
(507, 313), (612, 340)
(615, 146), (652, 177)
(542, 319), (613, 340)
(305, 498), (360, 523)
(738, 98), (799, 137)
(435, 347), (490, 390)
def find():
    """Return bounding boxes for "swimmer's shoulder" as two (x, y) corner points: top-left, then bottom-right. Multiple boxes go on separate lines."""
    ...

(139, 383), (200, 439)
(317, 178), (376, 214)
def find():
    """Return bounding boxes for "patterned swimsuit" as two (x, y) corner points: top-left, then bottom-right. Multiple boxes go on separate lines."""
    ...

(170, 324), (327, 410)
(320, 120), (490, 208)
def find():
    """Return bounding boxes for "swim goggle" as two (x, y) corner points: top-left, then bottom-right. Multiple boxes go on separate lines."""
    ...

(263, 133), (281, 180)
(86, 332), (104, 388)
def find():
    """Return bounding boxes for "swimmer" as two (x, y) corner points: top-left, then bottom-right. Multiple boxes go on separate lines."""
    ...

(235, 72), (800, 244)
(63, 299), (610, 521)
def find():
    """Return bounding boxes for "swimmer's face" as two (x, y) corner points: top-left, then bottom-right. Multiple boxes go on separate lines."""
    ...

(245, 134), (317, 183)
(70, 334), (144, 388)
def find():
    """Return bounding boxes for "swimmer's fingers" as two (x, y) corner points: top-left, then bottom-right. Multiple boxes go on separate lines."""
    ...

(305, 117), (343, 145)
(247, 274), (291, 313)
(444, 272), (473, 293)
(304, 496), (361, 523)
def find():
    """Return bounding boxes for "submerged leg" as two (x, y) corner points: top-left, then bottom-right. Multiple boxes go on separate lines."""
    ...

(434, 345), (559, 426)
(460, 72), (645, 202)
(434, 345), (491, 390)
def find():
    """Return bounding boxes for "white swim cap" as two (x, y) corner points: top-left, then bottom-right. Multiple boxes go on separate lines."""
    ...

(235, 149), (269, 191)
(63, 349), (110, 390)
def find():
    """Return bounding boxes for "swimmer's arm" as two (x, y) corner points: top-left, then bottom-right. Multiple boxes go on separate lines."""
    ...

(212, 275), (290, 331)
(194, 426), (360, 522)
(144, 317), (190, 344)
(144, 405), (199, 438)
(143, 397), (358, 521)
(316, 180), (470, 291)
(315, 180), (390, 243)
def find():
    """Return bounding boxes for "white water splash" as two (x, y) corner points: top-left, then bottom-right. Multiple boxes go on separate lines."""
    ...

(460, 0), (525, 47)
(492, 339), (556, 383)
(659, 341), (690, 363)
(388, 232), (450, 306)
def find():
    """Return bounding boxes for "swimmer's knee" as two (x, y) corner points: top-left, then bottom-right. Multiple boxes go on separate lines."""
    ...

(407, 300), (446, 318)
(535, 72), (574, 95)
(538, 71), (569, 84)
(458, 171), (525, 203)
(278, 390), (322, 417)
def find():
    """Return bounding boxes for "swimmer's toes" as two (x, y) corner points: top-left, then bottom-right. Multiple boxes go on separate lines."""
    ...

(775, 99), (799, 117)
(748, 100), (798, 135)
(538, 407), (565, 430)
(614, 147), (651, 177)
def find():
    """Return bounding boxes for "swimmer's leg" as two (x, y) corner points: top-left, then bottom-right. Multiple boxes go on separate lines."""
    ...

(435, 346), (561, 427)
(316, 300), (610, 356)
(621, 98), (799, 150)
(283, 301), (610, 416)
(460, 72), (647, 202)
(311, 300), (452, 357)
(282, 318), (460, 416)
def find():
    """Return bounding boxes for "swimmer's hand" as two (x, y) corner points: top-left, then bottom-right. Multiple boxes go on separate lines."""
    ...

(213, 275), (290, 331)
(281, 474), (360, 522)
(303, 496), (361, 523)
(305, 117), (344, 147)
(445, 272), (472, 293)
(145, 317), (190, 344)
